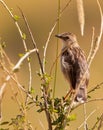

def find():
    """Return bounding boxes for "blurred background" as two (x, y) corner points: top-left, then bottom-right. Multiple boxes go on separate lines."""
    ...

(0, 0), (103, 129)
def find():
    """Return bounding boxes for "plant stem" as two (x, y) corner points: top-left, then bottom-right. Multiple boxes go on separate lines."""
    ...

(53, 0), (61, 98)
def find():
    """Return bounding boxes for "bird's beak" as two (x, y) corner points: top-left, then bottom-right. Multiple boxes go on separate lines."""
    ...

(55, 34), (63, 39)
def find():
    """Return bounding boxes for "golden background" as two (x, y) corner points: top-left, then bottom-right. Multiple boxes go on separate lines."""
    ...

(0, 0), (103, 129)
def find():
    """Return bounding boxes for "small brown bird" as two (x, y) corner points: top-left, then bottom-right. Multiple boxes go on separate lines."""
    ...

(55, 32), (89, 104)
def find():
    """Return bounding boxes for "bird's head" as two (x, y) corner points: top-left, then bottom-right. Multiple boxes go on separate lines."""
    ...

(55, 32), (78, 46)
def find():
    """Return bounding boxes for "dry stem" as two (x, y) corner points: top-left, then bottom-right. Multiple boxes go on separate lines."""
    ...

(77, 109), (97, 130)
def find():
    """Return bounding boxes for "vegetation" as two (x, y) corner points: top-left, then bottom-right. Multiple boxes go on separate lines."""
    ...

(0, 0), (103, 130)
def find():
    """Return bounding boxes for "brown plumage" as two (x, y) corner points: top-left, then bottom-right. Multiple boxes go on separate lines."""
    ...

(55, 32), (89, 104)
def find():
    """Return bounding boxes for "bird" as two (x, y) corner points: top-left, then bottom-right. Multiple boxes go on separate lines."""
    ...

(55, 32), (89, 104)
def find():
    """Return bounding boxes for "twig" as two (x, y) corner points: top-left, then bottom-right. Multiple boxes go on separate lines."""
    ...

(18, 8), (53, 130)
(53, 0), (61, 99)
(73, 98), (103, 111)
(91, 113), (103, 130)
(0, 0), (27, 50)
(13, 49), (37, 71)
(88, 0), (103, 67)
(43, 0), (72, 74)
(77, 109), (97, 130)
(10, 82), (24, 114)
(83, 103), (88, 130)
(43, 22), (57, 73)
(0, 42), (12, 67)
(60, 0), (72, 14)
(98, 113), (103, 130)
(87, 98), (103, 103)
(0, 48), (37, 96)
(49, 52), (61, 76)
(0, 62), (36, 103)
(0, 75), (10, 119)
(38, 119), (45, 130)
(88, 81), (103, 94)
(18, 7), (44, 74)
(87, 27), (95, 62)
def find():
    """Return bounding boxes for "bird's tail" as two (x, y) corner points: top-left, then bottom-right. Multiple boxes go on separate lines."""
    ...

(73, 86), (87, 106)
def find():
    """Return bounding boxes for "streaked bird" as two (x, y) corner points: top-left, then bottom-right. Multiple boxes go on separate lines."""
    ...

(55, 32), (89, 104)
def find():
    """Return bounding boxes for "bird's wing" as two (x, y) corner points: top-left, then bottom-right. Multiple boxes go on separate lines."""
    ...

(61, 50), (77, 89)
(74, 49), (89, 88)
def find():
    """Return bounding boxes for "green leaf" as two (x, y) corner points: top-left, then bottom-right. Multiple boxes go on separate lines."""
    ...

(0, 121), (9, 125)
(43, 59), (47, 65)
(53, 109), (58, 113)
(27, 57), (31, 62)
(29, 87), (35, 94)
(88, 95), (91, 98)
(18, 53), (24, 58)
(67, 114), (76, 121)
(27, 101), (34, 105)
(14, 15), (20, 21)
(22, 33), (26, 40)
(37, 108), (43, 113)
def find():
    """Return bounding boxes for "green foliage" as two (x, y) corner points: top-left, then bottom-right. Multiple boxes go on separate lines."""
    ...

(67, 114), (76, 121)
(29, 87), (35, 94)
(18, 53), (24, 58)
(13, 15), (20, 21)
(0, 121), (9, 125)
(0, 114), (32, 130)
(22, 33), (26, 40)
(9, 115), (25, 129)
(0, 0), (103, 130)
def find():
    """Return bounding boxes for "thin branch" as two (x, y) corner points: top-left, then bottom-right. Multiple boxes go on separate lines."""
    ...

(91, 113), (103, 130)
(0, 42), (12, 67)
(43, 0), (72, 74)
(87, 27), (95, 62)
(98, 113), (103, 130)
(0, 75), (10, 120)
(87, 98), (103, 103)
(38, 119), (46, 130)
(18, 7), (44, 75)
(0, 48), (37, 96)
(88, 0), (103, 67)
(83, 103), (88, 130)
(0, 62), (36, 103)
(49, 52), (61, 76)
(88, 81), (103, 94)
(53, 0), (61, 99)
(18, 8), (53, 130)
(73, 98), (103, 111)
(13, 49), (37, 71)
(43, 22), (57, 73)
(0, 0), (28, 51)
(60, 0), (72, 14)
(77, 109), (97, 130)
